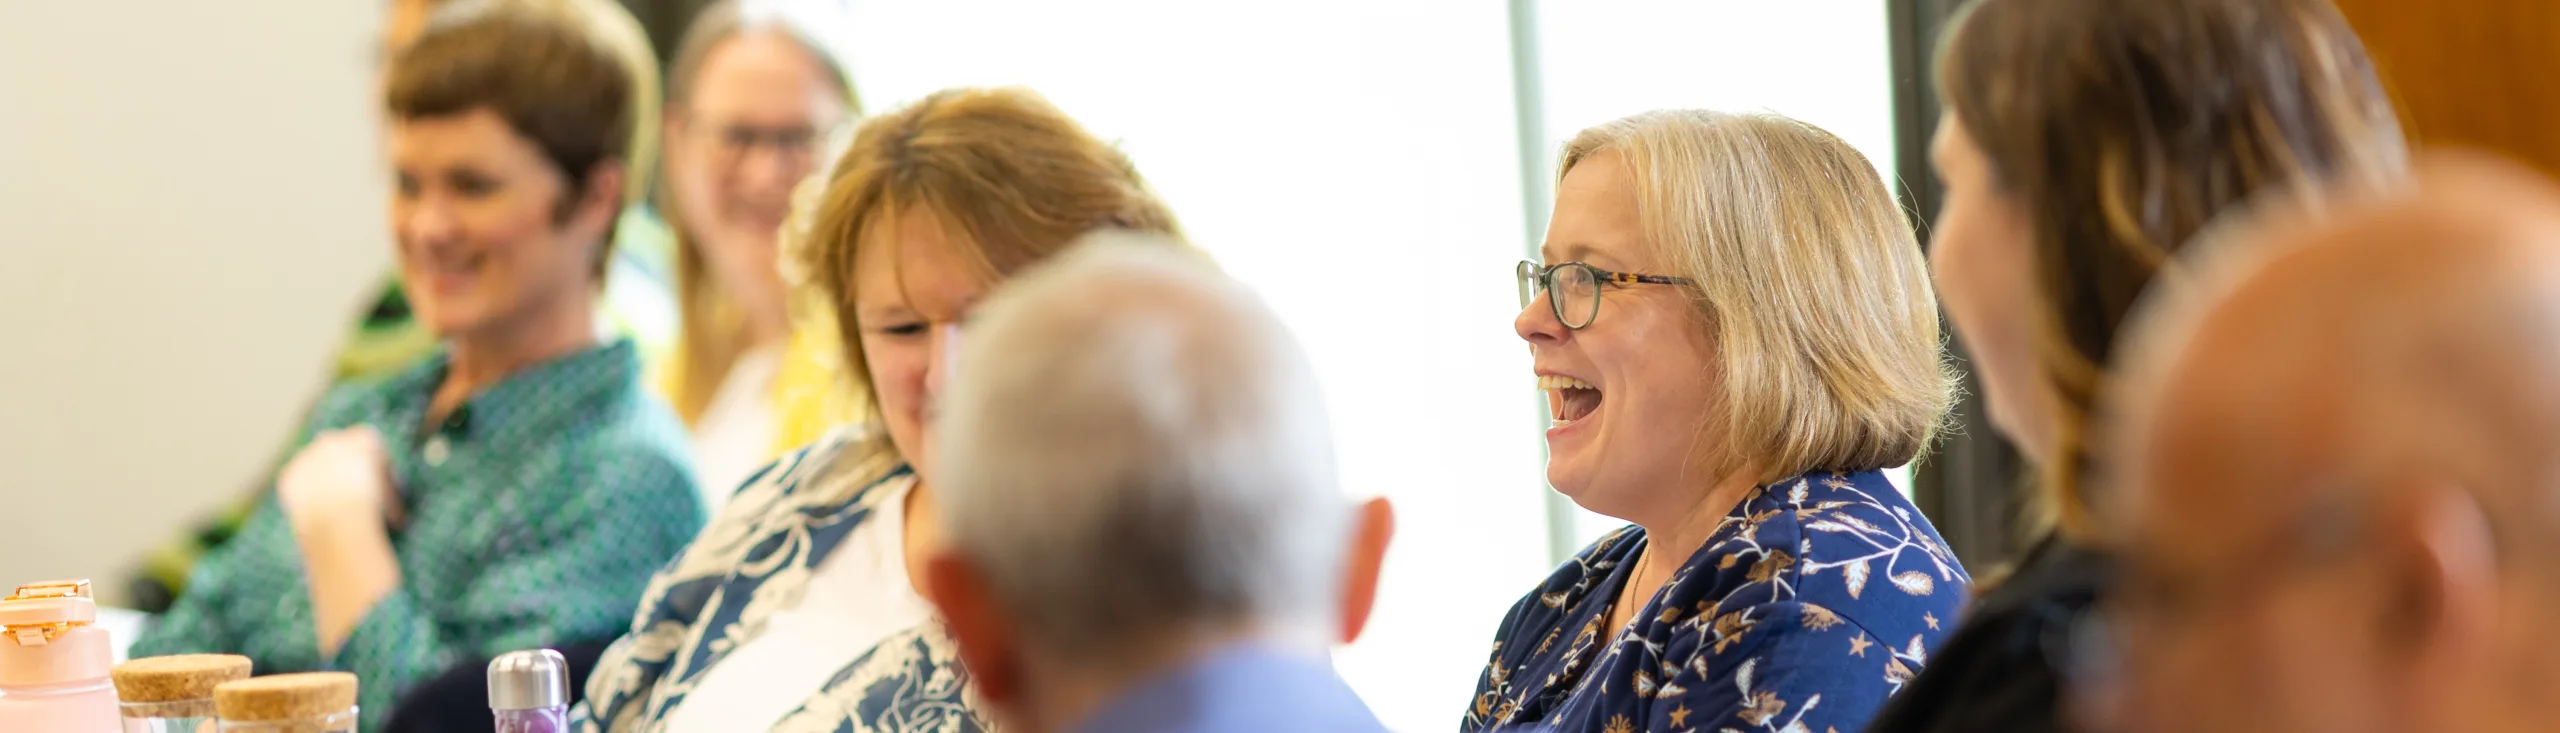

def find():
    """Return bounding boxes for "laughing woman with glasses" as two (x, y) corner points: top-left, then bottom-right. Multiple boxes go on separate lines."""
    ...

(1465, 110), (1969, 733)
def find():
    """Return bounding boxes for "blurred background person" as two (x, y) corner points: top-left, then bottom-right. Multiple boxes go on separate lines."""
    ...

(2109, 155), (2560, 733)
(1465, 110), (1965, 733)
(655, 0), (867, 504)
(125, 0), (678, 613)
(575, 86), (1183, 733)
(924, 235), (1395, 733)
(1875, 0), (2407, 730)
(127, 1), (706, 730)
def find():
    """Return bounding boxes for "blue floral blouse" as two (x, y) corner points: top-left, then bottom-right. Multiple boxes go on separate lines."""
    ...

(575, 429), (985, 733)
(1464, 470), (1969, 733)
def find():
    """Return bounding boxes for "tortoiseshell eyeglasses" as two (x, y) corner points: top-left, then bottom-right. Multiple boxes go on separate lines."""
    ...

(1516, 260), (1695, 330)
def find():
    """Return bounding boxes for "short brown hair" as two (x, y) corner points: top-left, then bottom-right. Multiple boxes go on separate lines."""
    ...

(1560, 111), (1954, 484)
(802, 87), (1182, 468)
(385, 0), (662, 260)
(1937, 0), (2408, 539)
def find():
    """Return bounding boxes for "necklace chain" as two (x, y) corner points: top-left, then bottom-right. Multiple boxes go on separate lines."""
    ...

(1612, 545), (1652, 631)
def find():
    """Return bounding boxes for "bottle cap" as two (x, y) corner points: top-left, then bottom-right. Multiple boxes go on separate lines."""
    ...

(0, 580), (98, 631)
(487, 648), (569, 710)
(0, 579), (111, 686)
(113, 654), (252, 703)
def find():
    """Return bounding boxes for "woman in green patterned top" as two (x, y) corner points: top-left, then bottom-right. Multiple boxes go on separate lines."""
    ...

(125, 0), (680, 615)
(129, 1), (704, 729)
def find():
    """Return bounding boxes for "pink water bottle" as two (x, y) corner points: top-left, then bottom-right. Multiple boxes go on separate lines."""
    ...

(0, 579), (121, 733)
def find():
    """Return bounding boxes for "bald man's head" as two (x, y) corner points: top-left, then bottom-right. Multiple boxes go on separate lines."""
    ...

(2109, 154), (2560, 733)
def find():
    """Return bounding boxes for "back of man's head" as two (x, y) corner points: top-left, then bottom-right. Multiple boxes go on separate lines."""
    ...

(931, 232), (1356, 670)
(2109, 153), (2560, 733)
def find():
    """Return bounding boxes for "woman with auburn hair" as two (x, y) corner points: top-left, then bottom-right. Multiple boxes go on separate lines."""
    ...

(576, 86), (1184, 733)
(1463, 109), (1968, 733)
(1869, 0), (2407, 730)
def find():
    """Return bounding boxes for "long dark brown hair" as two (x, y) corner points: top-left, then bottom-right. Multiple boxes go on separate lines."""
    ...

(1937, 0), (2408, 540)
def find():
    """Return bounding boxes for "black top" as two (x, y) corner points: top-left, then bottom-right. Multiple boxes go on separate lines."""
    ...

(1862, 534), (2115, 733)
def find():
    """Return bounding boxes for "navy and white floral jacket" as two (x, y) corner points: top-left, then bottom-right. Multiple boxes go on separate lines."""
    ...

(576, 430), (985, 733)
(1464, 470), (1970, 733)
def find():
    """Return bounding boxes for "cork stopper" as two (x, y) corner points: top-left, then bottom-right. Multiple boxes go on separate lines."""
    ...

(113, 654), (252, 703)
(215, 672), (358, 721)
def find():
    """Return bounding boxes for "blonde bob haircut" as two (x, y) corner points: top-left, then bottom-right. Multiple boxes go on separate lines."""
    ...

(1558, 110), (1954, 484)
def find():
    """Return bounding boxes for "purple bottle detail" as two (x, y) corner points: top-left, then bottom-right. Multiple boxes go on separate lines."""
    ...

(493, 707), (568, 733)
(487, 650), (570, 733)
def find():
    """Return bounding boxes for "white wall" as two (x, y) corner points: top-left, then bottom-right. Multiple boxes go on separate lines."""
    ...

(0, 0), (391, 597)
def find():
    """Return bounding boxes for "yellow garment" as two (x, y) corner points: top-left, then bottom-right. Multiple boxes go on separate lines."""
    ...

(768, 330), (857, 453)
(653, 172), (862, 464)
(654, 327), (858, 461)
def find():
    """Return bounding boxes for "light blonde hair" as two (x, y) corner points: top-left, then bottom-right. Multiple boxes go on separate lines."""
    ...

(660, 0), (864, 424)
(938, 234), (1344, 660)
(802, 87), (1184, 480)
(1558, 110), (1954, 484)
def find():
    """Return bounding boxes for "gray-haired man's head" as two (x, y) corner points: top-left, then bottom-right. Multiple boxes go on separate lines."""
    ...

(922, 232), (1394, 730)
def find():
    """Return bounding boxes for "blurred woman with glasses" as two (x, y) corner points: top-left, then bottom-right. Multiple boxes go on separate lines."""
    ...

(654, 0), (866, 503)
(1463, 110), (1968, 733)
(1867, 0), (2407, 731)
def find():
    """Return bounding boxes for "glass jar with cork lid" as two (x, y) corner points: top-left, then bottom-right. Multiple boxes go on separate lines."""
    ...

(111, 654), (251, 733)
(212, 672), (357, 733)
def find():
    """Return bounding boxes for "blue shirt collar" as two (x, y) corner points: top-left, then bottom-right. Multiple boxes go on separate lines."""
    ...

(1070, 642), (1386, 733)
